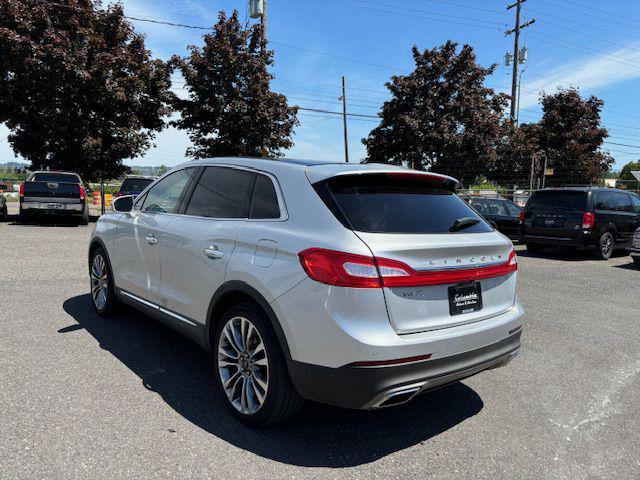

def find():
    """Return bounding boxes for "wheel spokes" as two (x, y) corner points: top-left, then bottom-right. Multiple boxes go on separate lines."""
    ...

(217, 315), (269, 415)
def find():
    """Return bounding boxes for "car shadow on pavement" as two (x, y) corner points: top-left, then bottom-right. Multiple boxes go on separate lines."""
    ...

(62, 294), (484, 468)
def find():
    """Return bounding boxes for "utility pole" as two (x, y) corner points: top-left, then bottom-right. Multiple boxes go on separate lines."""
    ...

(505, 0), (535, 126)
(249, 0), (267, 54)
(261, 0), (266, 55)
(340, 76), (349, 163)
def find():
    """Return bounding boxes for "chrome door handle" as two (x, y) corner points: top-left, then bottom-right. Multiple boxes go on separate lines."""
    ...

(203, 246), (224, 259)
(145, 234), (158, 245)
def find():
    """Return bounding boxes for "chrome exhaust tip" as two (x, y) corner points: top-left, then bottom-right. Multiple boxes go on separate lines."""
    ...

(372, 385), (421, 408)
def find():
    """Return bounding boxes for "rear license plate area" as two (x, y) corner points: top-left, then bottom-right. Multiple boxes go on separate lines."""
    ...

(448, 282), (483, 316)
(535, 216), (563, 228)
(47, 203), (64, 209)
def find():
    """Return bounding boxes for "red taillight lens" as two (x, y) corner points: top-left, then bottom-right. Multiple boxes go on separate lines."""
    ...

(79, 185), (86, 201)
(298, 249), (384, 288)
(582, 212), (595, 229)
(519, 210), (525, 223)
(19, 183), (24, 197)
(298, 248), (518, 288)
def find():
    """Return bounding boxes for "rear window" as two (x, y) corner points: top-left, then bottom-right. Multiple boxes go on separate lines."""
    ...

(325, 174), (492, 234)
(527, 191), (587, 211)
(31, 173), (80, 183)
(121, 178), (153, 192)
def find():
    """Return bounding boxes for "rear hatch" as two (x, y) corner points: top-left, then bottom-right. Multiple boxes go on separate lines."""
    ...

(316, 171), (517, 334)
(523, 190), (587, 239)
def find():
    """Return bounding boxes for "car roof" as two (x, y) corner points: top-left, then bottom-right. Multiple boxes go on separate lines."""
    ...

(175, 157), (459, 184)
(536, 186), (616, 192)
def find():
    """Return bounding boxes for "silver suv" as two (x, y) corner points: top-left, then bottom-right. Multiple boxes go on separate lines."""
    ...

(89, 158), (523, 426)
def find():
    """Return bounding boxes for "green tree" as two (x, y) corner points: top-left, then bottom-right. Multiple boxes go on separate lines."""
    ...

(537, 87), (612, 186)
(362, 41), (507, 183)
(494, 122), (541, 186)
(172, 11), (298, 158)
(619, 160), (640, 181)
(0, 0), (172, 181)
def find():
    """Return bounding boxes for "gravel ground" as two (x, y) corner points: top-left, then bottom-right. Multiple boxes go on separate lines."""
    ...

(1, 203), (639, 479)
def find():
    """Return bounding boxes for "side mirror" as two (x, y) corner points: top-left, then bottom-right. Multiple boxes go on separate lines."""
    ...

(112, 195), (134, 213)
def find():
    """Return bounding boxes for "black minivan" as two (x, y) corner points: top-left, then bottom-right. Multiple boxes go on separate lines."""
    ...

(520, 187), (640, 259)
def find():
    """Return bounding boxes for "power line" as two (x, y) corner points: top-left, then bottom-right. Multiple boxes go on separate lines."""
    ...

(556, 0), (640, 27)
(316, 0), (506, 31)
(298, 107), (379, 119)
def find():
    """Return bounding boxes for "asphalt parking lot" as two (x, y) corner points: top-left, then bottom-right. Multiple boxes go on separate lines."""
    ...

(1, 203), (639, 480)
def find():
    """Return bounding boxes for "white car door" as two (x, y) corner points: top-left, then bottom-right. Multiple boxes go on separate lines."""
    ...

(113, 167), (196, 304)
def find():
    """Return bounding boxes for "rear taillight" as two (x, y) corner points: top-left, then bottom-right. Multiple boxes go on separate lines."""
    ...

(19, 183), (24, 198)
(298, 249), (384, 288)
(79, 185), (86, 201)
(298, 248), (517, 289)
(519, 210), (524, 224)
(582, 212), (595, 229)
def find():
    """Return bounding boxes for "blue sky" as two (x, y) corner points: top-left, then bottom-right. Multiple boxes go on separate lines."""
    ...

(2, 0), (640, 170)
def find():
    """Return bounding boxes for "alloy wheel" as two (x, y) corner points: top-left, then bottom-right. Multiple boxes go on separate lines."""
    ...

(601, 233), (614, 258)
(90, 254), (108, 311)
(217, 316), (269, 415)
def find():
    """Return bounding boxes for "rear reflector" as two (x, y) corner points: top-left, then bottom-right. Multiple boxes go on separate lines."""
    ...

(582, 212), (595, 229)
(519, 210), (524, 223)
(19, 183), (24, 198)
(509, 325), (523, 335)
(298, 248), (517, 288)
(347, 353), (432, 367)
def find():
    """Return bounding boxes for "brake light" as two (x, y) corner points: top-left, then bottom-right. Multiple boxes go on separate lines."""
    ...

(298, 249), (384, 288)
(298, 248), (518, 288)
(19, 183), (24, 198)
(519, 210), (524, 223)
(79, 185), (86, 201)
(582, 212), (595, 229)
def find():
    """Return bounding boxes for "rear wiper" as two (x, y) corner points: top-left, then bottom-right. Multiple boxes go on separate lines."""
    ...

(448, 217), (480, 232)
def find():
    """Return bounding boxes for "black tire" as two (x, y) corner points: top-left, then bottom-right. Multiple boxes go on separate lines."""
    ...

(89, 247), (119, 316)
(632, 256), (640, 265)
(18, 209), (30, 224)
(525, 243), (544, 254)
(79, 209), (89, 225)
(594, 231), (615, 260)
(213, 303), (303, 427)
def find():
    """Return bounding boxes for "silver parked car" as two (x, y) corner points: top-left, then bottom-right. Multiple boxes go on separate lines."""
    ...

(88, 158), (524, 426)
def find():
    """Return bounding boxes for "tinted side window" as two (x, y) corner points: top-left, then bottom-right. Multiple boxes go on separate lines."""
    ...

(250, 175), (281, 219)
(141, 168), (194, 214)
(470, 200), (489, 214)
(185, 167), (256, 218)
(631, 195), (640, 214)
(134, 192), (147, 211)
(595, 192), (614, 211)
(505, 201), (522, 217)
(614, 192), (633, 212)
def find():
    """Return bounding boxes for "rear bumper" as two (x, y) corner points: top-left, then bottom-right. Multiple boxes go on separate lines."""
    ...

(21, 201), (86, 215)
(288, 331), (521, 409)
(522, 231), (596, 248)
